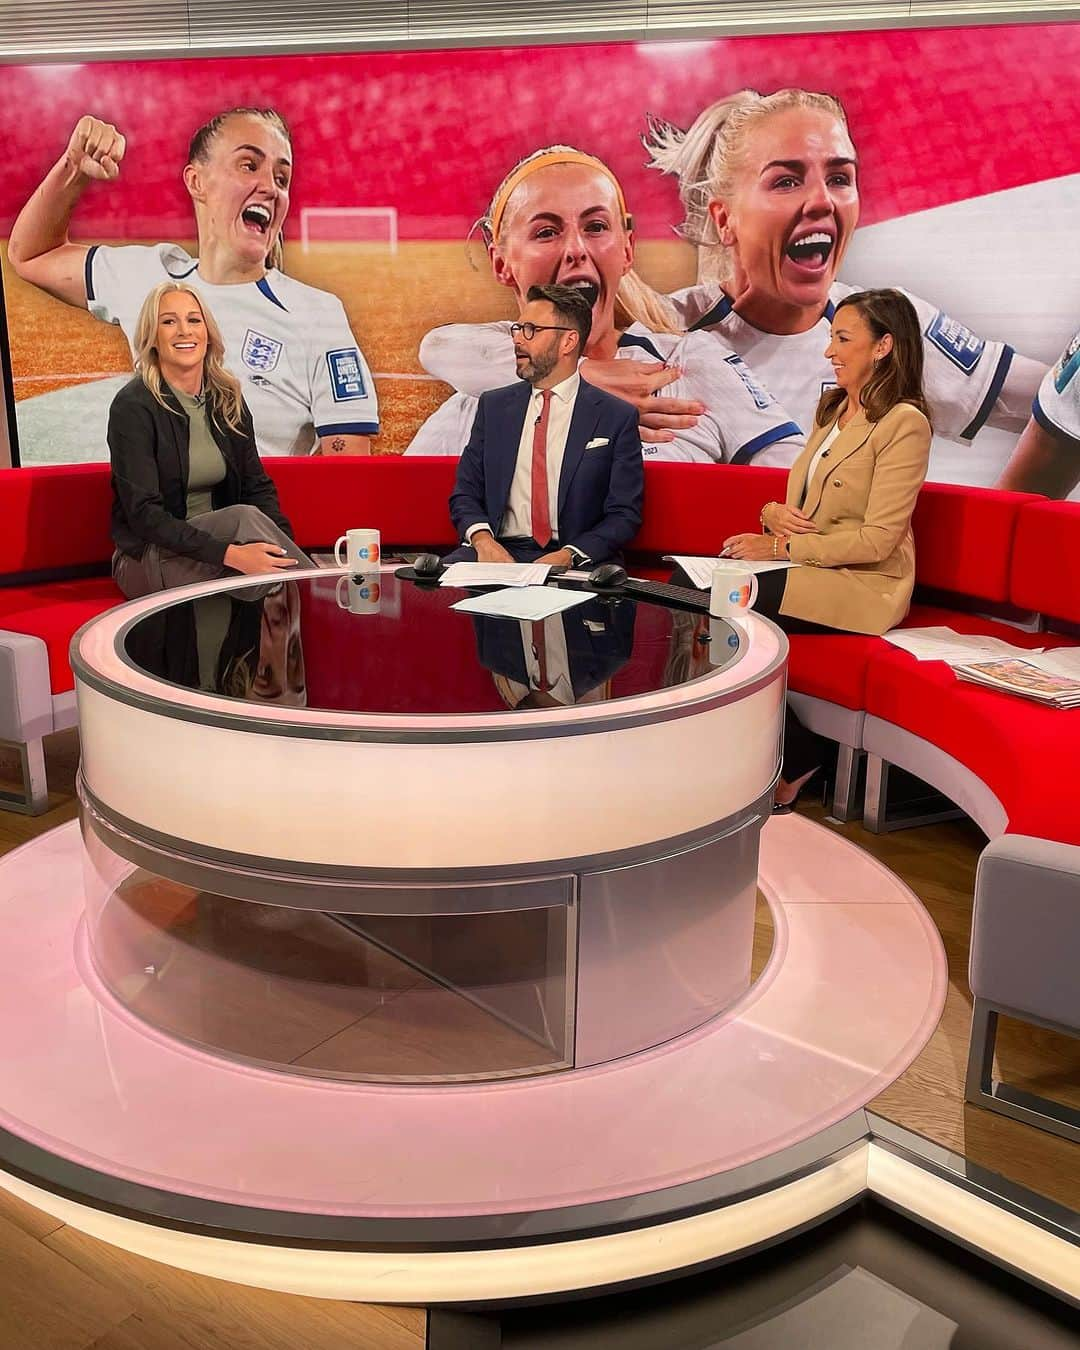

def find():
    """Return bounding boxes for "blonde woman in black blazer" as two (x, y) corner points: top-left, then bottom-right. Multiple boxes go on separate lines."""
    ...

(109, 281), (311, 599)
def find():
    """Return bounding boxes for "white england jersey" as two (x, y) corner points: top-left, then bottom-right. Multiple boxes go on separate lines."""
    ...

(671, 281), (1040, 445)
(87, 243), (379, 456)
(1033, 330), (1080, 442)
(406, 321), (802, 466)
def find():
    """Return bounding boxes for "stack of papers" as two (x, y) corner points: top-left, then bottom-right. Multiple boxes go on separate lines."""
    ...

(881, 627), (1039, 663)
(451, 587), (591, 620)
(663, 555), (798, 590)
(953, 651), (1080, 708)
(439, 562), (551, 588)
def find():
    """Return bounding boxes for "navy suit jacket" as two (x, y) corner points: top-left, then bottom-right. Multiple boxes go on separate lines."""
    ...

(472, 597), (637, 701)
(448, 379), (644, 563)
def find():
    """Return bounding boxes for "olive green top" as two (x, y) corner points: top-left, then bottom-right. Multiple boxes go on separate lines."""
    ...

(170, 384), (227, 520)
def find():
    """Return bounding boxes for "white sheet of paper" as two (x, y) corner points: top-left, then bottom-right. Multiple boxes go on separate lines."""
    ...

(882, 626), (1043, 663)
(439, 562), (551, 588)
(664, 555), (798, 590)
(451, 586), (592, 621)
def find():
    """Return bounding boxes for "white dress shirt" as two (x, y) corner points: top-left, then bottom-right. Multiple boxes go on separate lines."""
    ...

(497, 616), (608, 708)
(466, 371), (584, 554)
(800, 418), (843, 506)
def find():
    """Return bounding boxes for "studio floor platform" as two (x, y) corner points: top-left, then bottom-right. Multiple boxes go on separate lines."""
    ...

(0, 811), (960, 1304)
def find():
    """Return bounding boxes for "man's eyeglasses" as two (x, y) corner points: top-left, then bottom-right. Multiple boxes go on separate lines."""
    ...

(509, 322), (573, 341)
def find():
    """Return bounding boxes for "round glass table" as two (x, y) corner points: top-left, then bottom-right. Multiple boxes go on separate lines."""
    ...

(72, 566), (786, 1083)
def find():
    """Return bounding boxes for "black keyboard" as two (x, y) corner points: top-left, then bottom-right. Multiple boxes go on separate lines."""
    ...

(559, 574), (711, 614)
(618, 577), (711, 614)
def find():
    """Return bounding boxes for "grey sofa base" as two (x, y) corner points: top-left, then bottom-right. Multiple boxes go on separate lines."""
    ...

(966, 997), (1080, 1145)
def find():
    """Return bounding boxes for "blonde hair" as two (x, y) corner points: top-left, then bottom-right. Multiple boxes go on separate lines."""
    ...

(133, 281), (245, 433)
(187, 107), (291, 272)
(644, 89), (852, 284)
(476, 144), (681, 336)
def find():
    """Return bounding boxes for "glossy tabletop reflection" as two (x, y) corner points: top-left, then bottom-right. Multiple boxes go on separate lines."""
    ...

(119, 571), (740, 716)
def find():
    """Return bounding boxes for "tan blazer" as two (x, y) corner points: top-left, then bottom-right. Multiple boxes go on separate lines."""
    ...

(781, 401), (931, 635)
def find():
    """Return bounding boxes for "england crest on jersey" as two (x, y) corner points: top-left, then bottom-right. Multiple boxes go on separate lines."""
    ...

(242, 329), (283, 373)
(1054, 330), (1080, 394)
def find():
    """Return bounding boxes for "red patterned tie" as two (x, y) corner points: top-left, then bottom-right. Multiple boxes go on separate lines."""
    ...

(531, 619), (551, 692)
(531, 388), (553, 547)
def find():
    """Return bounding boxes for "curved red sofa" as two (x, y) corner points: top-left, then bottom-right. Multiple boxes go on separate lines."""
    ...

(1, 458), (1077, 1138)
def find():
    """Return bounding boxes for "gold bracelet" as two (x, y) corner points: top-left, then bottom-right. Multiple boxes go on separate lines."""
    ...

(772, 535), (778, 560)
(759, 501), (776, 532)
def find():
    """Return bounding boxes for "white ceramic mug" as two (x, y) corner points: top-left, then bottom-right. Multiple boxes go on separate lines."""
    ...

(709, 562), (758, 619)
(336, 574), (382, 615)
(334, 528), (381, 573)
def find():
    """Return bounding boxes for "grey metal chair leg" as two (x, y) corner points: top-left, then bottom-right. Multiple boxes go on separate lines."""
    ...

(830, 745), (862, 823)
(862, 752), (964, 833)
(0, 738), (49, 816)
(964, 997), (998, 1104)
(965, 997), (1080, 1145)
(863, 753), (888, 834)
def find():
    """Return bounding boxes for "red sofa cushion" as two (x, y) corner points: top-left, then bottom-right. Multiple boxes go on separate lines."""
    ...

(864, 624), (1079, 844)
(0, 579), (125, 693)
(0, 464), (113, 574)
(783, 604), (1029, 710)
(634, 464), (788, 556)
(912, 482), (1035, 603)
(1010, 499), (1080, 624)
(267, 457), (458, 551)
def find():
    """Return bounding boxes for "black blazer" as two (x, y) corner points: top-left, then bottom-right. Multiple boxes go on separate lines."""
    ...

(108, 376), (293, 565)
(449, 379), (643, 563)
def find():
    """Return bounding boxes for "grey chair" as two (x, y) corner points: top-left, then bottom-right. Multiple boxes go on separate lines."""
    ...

(966, 833), (1080, 1144)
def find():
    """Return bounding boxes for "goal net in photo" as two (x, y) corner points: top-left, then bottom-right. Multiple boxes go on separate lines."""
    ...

(299, 207), (399, 253)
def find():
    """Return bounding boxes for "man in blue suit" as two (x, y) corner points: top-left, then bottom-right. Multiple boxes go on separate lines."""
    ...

(447, 284), (643, 567)
(472, 596), (637, 708)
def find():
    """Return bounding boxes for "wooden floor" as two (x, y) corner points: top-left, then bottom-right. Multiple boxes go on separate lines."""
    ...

(0, 733), (1077, 1348)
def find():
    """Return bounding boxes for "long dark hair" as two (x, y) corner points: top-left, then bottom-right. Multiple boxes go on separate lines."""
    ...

(816, 289), (931, 428)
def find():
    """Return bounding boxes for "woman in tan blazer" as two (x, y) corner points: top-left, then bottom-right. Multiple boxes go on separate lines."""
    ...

(721, 288), (932, 806)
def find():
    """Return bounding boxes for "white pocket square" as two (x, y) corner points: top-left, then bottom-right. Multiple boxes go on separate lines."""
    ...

(585, 437), (609, 450)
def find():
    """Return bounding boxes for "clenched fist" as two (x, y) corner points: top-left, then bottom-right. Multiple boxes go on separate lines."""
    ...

(64, 115), (126, 183)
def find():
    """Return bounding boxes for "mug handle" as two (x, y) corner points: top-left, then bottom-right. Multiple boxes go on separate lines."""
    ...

(336, 576), (349, 608)
(334, 534), (347, 566)
(747, 574), (759, 610)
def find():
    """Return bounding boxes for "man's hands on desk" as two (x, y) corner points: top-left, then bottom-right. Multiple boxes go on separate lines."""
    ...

(472, 532), (574, 569)
(472, 532), (515, 565)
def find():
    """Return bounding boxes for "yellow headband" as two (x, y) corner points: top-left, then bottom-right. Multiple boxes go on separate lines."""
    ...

(489, 150), (633, 243)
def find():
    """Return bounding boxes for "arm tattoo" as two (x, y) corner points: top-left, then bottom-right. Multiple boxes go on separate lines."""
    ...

(331, 437), (346, 454)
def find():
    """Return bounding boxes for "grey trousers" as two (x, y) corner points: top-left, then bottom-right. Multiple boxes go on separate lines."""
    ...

(113, 505), (313, 600)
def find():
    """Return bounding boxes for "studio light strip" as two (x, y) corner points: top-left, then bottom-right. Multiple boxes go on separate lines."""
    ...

(1, 1140), (1075, 1305)
(0, 1), (1076, 60)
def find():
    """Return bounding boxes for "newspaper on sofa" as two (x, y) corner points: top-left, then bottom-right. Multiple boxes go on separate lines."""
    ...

(952, 651), (1080, 708)
(885, 626), (1080, 705)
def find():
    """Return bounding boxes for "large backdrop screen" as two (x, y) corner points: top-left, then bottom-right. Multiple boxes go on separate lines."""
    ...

(2, 23), (1079, 494)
